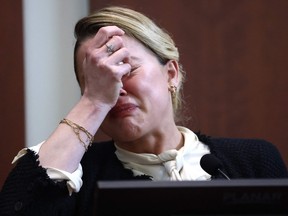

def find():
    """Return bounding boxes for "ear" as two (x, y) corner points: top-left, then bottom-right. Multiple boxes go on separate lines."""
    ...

(166, 60), (179, 86)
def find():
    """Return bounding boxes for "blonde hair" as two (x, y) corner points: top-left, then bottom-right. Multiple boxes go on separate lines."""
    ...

(74, 6), (185, 120)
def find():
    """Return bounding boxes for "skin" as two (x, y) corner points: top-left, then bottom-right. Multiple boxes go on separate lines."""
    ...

(38, 26), (183, 173)
(99, 36), (182, 154)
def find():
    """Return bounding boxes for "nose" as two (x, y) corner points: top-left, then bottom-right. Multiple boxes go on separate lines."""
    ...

(119, 88), (127, 96)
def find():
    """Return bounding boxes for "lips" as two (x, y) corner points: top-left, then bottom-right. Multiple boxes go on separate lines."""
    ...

(110, 103), (138, 118)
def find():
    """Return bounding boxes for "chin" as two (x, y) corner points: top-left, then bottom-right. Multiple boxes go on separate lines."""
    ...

(102, 114), (147, 139)
(106, 124), (143, 142)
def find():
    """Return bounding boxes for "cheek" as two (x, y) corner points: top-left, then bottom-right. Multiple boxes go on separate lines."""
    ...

(126, 69), (167, 93)
(125, 78), (155, 101)
(132, 78), (169, 108)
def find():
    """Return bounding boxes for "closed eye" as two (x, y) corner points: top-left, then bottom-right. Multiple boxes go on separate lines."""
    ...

(130, 67), (138, 72)
(129, 64), (140, 74)
(122, 66), (139, 79)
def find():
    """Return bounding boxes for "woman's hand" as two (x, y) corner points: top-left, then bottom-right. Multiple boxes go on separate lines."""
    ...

(38, 26), (132, 173)
(78, 26), (132, 110)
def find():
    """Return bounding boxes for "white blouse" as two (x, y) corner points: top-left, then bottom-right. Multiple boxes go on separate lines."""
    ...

(12, 126), (211, 194)
(115, 126), (211, 181)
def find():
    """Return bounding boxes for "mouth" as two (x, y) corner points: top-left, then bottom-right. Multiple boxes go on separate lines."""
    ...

(109, 103), (138, 118)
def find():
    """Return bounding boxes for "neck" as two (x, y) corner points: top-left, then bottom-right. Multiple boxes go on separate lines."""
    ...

(115, 124), (183, 154)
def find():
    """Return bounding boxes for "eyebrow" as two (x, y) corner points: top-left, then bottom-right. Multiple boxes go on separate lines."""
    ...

(130, 56), (140, 61)
(129, 56), (142, 64)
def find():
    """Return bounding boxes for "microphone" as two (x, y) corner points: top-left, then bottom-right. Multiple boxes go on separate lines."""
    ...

(200, 154), (231, 180)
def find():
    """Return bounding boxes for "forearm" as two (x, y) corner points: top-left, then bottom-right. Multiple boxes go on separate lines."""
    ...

(39, 96), (110, 173)
(39, 26), (128, 174)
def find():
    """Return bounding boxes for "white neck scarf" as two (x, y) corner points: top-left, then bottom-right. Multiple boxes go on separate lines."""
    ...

(115, 127), (211, 181)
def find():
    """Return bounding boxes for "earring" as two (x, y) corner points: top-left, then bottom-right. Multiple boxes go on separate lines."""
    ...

(169, 84), (177, 98)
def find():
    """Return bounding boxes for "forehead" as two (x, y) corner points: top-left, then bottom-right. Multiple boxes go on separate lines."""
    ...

(122, 35), (159, 62)
(77, 34), (156, 63)
(119, 35), (152, 56)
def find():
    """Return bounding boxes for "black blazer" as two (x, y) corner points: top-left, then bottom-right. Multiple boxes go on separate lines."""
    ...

(1, 135), (287, 215)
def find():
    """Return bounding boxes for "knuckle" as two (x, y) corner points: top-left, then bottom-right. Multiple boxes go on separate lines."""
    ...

(112, 35), (123, 45)
(86, 49), (102, 64)
(97, 58), (108, 69)
(122, 48), (129, 55)
(98, 26), (121, 38)
(98, 26), (110, 35)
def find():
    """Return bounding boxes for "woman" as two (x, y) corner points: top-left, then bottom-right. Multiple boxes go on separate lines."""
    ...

(0, 6), (287, 216)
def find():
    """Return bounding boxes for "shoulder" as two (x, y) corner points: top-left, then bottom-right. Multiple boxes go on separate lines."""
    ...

(206, 136), (281, 163)
(208, 136), (275, 153)
(198, 133), (288, 178)
(197, 132), (275, 154)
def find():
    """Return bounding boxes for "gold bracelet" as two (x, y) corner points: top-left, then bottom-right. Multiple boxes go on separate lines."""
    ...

(60, 118), (94, 151)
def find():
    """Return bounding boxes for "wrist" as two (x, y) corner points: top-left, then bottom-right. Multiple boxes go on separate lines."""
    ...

(64, 96), (111, 136)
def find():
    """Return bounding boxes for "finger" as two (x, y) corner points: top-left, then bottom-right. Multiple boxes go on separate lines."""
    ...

(105, 61), (131, 79)
(118, 63), (132, 78)
(94, 26), (125, 48)
(119, 61), (132, 78)
(104, 47), (131, 70)
(102, 60), (131, 82)
(102, 35), (124, 56)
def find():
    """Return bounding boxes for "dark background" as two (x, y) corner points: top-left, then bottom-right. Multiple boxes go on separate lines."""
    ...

(1, 0), (287, 188)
